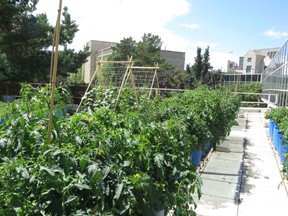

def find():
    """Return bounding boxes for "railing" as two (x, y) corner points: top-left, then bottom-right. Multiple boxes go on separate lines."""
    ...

(234, 92), (278, 108)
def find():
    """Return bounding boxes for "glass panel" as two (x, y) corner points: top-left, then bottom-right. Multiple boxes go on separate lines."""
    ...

(262, 39), (288, 107)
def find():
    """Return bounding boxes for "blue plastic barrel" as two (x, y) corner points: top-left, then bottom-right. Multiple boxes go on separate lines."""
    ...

(269, 119), (273, 138)
(280, 140), (288, 163)
(277, 132), (283, 161)
(191, 149), (202, 166)
(201, 141), (212, 158)
(271, 120), (275, 140)
(273, 125), (279, 150)
(2, 95), (15, 102)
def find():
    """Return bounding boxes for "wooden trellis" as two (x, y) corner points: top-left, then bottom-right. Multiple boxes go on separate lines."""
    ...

(76, 57), (159, 113)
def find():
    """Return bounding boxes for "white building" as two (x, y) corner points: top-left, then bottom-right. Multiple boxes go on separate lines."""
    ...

(242, 48), (279, 74)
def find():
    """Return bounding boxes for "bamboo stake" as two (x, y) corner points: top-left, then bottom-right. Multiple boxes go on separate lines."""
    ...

(48, 0), (63, 142)
(115, 56), (133, 108)
(127, 62), (138, 101)
(75, 57), (101, 113)
(49, 27), (57, 84)
(148, 63), (159, 98)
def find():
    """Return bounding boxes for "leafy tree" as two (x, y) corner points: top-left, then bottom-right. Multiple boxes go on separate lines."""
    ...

(192, 47), (203, 81)
(201, 46), (212, 83)
(134, 33), (162, 66)
(158, 71), (190, 90)
(209, 69), (225, 88)
(0, 0), (89, 82)
(109, 33), (174, 71)
(186, 63), (196, 89)
(109, 37), (136, 61)
(188, 46), (212, 86)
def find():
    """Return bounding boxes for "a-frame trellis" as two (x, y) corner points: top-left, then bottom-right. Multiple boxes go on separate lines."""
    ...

(76, 57), (159, 113)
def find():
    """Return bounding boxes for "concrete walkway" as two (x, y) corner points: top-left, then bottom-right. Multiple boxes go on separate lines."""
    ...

(195, 110), (288, 216)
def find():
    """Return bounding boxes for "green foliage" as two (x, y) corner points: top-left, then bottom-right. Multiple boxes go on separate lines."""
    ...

(67, 67), (85, 84)
(0, 84), (241, 215)
(225, 82), (262, 102)
(0, 52), (11, 80)
(0, 1), (89, 82)
(110, 37), (136, 61)
(158, 70), (191, 90)
(0, 101), (13, 120)
(201, 47), (211, 83)
(266, 107), (288, 177)
(109, 33), (175, 71)
(267, 107), (288, 126)
(193, 47), (203, 81)
(185, 46), (213, 88)
(159, 86), (241, 150)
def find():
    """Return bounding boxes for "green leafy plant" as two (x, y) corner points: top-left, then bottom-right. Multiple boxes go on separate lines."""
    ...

(0, 84), (240, 215)
(267, 107), (288, 178)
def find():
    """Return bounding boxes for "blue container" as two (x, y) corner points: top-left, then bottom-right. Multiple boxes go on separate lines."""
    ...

(281, 145), (288, 163)
(280, 140), (288, 163)
(2, 95), (15, 103)
(201, 141), (212, 158)
(277, 132), (283, 160)
(272, 126), (279, 150)
(0, 119), (4, 124)
(269, 119), (273, 138)
(271, 120), (275, 140)
(191, 149), (202, 166)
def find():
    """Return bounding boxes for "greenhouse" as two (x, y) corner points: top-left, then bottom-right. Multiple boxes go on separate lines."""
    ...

(262, 39), (288, 107)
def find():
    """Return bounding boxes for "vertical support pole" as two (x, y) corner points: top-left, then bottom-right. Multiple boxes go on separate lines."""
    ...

(48, 0), (62, 142)
(115, 56), (134, 107)
(49, 28), (56, 84)
(148, 63), (159, 98)
(75, 57), (100, 113)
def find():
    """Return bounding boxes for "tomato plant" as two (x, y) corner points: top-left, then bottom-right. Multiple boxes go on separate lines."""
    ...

(0, 84), (240, 215)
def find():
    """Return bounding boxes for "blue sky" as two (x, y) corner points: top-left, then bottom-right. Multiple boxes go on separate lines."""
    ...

(36, 0), (288, 71)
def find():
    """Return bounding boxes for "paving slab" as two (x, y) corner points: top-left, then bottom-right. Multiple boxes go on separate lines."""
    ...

(194, 110), (288, 216)
(195, 118), (245, 216)
(237, 112), (288, 216)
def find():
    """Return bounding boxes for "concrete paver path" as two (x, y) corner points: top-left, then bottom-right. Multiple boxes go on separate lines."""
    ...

(195, 111), (288, 216)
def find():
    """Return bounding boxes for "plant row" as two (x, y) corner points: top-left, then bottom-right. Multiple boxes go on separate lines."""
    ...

(0, 84), (240, 215)
(266, 107), (288, 176)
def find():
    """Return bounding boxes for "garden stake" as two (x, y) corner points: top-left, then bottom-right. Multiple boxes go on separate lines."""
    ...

(48, 0), (62, 142)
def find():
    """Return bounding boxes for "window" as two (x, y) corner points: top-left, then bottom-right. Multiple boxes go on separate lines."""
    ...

(247, 57), (252, 62)
(246, 65), (252, 73)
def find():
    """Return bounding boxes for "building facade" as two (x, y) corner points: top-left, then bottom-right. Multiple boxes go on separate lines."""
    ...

(84, 40), (117, 83)
(242, 47), (279, 74)
(159, 50), (185, 72)
(84, 40), (185, 83)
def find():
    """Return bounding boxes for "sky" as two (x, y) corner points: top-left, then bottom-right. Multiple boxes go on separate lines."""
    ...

(35, 0), (288, 71)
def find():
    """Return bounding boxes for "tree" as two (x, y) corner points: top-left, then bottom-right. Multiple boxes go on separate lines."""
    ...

(189, 46), (212, 85)
(201, 46), (211, 83)
(158, 70), (190, 90)
(109, 33), (174, 71)
(134, 33), (162, 66)
(109, 37), (136, 61)
(185, 63), (196, 89)
(193, 47), (203, 81)
(0, 0), (89, 82)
